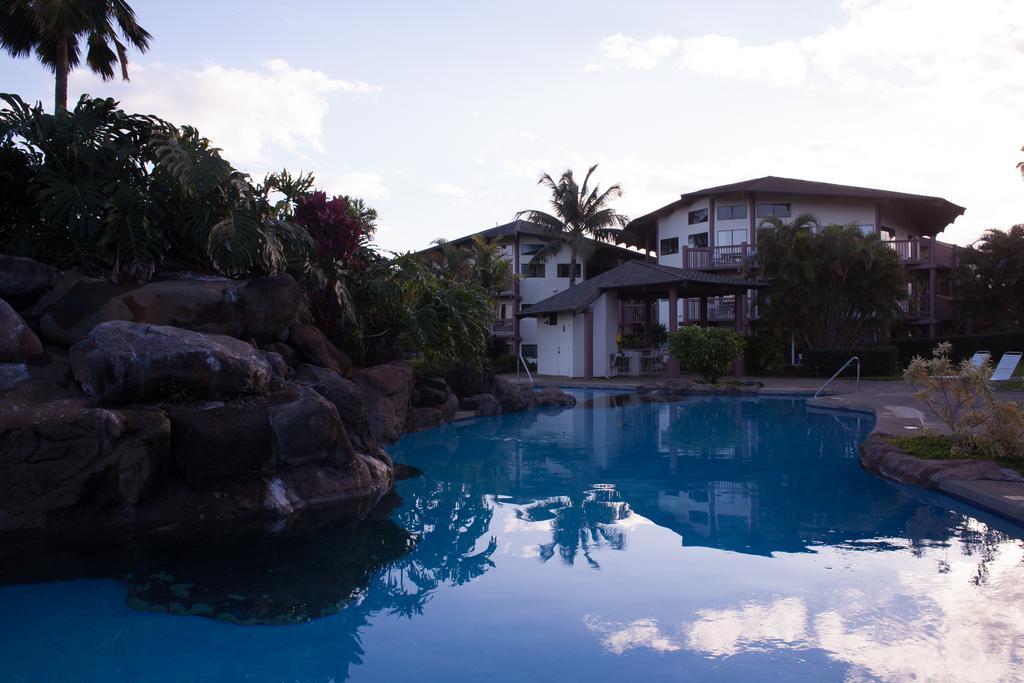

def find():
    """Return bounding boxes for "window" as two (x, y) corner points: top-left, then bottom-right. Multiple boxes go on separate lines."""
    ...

(688, 208), (709, 224)
(688, 232), (708, 248)
(756, 203), (791, 218)
(716, 228), (748, 247)
(544, 313), (558, 326)
(556, 263), (582, 278)
(520, 344), (538, 358)
(660, 237), (679, 255)
(497, 303), (508, 319)
(716, 204), (747, 221)
(521, 243), (543, 255)
(880, 225), (895, 240)
(857, 224), (875, 236)
(520, 263), (546, 278)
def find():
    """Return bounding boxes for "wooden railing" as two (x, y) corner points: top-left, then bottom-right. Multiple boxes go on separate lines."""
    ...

(897, 293), (932, 319)
(622, 303), (646, 325)
(883, 239), (925, 263)
(491, 318), (514, 337)
(683, 296), (758, 322)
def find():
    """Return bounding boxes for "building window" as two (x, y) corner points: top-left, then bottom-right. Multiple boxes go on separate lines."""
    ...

(497, 303), (508, 319)
(716, 228), (748, 247)
(521, 243), (543, 255)
(521, 263), (546, 278)
(688, 208), (709, 224)
(544, 313), (558, 326)
(556, 263), (582, 278)
(660, 237), (679, 255)
(520, 344), (538, 358)
(756, 203), (791, 218)
(857, 224), (875, 236)
(688, 232), (708, 248)
(716, 204), (747, 221)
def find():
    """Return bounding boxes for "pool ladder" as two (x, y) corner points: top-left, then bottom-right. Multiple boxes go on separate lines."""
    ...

(517, 351), (534, 385)
(813, 356), (860, 398)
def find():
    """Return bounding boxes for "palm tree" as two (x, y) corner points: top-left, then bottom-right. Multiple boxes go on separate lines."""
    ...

(0, 0), (152, 112)
(515, 164), (632, 287)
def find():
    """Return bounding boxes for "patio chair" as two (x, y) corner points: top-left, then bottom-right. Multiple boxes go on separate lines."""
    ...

(991, 351), (1022, 385)
(968, 351), (991, 368)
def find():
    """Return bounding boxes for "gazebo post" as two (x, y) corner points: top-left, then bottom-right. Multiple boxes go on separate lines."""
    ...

(668, 286), (680, 378)
(643, 298), (652, 348)
(584, 307), (594, 380)
(733, 291), (746, 377)
(699, 296), (708, 326)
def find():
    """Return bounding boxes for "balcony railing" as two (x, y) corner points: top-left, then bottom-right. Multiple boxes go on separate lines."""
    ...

(897, 293), (932, 320)
(622, 303), (647, 325)
(683, 296), (758, 323)
(682, 244), (753, 270)
(491, 318), (514, 337)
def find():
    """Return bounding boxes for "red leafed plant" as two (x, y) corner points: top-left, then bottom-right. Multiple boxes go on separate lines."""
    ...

(294, 191), (366, 335)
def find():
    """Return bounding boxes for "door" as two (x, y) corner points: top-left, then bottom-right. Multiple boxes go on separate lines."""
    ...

(555, 317), (571, 376)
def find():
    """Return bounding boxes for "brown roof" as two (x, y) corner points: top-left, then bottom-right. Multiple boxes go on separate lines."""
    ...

(417, 219), (645, 260)
(518, 260), (767, 316)
(629, 175), (965, 239)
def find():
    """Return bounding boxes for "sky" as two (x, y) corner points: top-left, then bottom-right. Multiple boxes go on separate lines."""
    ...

(3, 0), (1023, 250)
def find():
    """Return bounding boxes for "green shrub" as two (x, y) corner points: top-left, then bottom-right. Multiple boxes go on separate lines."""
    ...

(893, 330), (1024, 368)
(802, 346), (898, 377)
(668, 326), (746, 383)
(489, 354), (519, 374)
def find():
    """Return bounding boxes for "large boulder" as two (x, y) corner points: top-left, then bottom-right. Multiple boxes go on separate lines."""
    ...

(70, 321), (271, 404)
(444, 362), (495, 399)
(460, 393), (501, 416)
(0, 299), (43, 362)
(37, 273), (301, 347)
(0, 399), (170, 517)
(295, 364), (375, 451)
(351, 361), (415, 444)
(0, 255), (56, 305)
(413, 376), (453, 407)
(536, 387), (577, 407)
(494, 376), (537, 413)
(288, 325), (352, 376)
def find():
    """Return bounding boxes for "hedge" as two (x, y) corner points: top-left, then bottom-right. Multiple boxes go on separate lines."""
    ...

(802, 346), (899, 378)
(893, 330), (1024, 368)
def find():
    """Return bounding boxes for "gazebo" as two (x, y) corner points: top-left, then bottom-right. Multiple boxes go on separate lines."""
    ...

(517, 260), (769, 379)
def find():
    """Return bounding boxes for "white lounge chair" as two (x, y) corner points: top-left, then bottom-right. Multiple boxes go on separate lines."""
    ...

(969, 351), (991, 368)
(991, 352), (1022, 384)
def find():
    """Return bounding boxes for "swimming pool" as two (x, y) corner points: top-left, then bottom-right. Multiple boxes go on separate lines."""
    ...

(1, 391), (1022, 681)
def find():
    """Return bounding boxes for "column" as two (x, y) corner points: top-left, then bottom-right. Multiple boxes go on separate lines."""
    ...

(668, 286), (680, 378)
(699, 296), (708, 326)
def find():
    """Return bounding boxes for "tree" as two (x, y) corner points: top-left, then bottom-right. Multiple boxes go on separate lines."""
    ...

(667, 325), (746, 383)
(515, 164), (632, 287)
(0, 0), (151, 112)
(954, 225), (1024, 332)
(430, 235), (512, 294)
(756, 216), (906, 350)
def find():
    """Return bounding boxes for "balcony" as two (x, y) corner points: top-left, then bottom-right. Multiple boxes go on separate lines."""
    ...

(683, 296), (759, 323)
(881, 238), (956, 268)
(491, 318), (514, 337)
(897, 293), (932, 320)
(682, 244), (753, 270)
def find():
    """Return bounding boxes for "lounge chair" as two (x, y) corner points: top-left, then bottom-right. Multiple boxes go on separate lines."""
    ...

(969, 351), (991, 368)
(991, 351), (1022, 384)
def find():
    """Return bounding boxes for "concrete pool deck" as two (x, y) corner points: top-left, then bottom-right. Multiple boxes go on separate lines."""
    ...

(508, 373), (1024, 526)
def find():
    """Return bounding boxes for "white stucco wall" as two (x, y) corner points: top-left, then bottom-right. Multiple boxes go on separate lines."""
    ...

(536, 311), (576, 376)
(592, 292), (619, 377)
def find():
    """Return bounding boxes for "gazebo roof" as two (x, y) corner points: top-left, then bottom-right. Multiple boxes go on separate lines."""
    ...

(518, 260), (767, 317)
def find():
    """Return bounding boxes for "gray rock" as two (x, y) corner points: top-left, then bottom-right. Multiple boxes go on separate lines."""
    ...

(352, 361), (415, 444)
(494, 376), (537, 413)
(37, 273), (301, 347)
(295, 364), (375, 451)
(0, 255), (56, 303)
(460, 393), (501, 416)
(70, 321), (271, 404)
(0, 299), (43, 362)
(288, 325), (352, 376)
(536, 386), (577, 407)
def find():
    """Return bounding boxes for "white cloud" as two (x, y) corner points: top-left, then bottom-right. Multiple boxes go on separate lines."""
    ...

(585, 33), (681, 71)
(323, 171), (390, 201)
(70, 59), (381, 165)
(431, 182), (469, 198)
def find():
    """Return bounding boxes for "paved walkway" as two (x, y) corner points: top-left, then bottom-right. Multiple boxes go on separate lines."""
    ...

(510, 372), (1024, 526)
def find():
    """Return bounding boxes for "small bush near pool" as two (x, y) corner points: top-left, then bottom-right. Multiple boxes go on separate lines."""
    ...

(668, 326), (746, 383)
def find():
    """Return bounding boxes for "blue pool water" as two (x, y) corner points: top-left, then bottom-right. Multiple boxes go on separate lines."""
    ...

(1, 391), (1023, 682)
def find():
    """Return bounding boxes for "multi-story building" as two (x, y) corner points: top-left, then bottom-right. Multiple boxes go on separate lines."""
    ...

(419, 219), (645, 361)
(628, 176), (966, 338)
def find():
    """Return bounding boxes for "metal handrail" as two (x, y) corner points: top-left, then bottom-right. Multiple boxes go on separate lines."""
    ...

(517, 352), (534, 385)
(813, 356), (860, 398)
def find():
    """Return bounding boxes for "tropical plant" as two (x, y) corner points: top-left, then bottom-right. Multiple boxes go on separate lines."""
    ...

(954, 225), (1024, 332)
(904, 342), (1024, 459)
(430, 235), (512, 294)
(668, 325), (746, 383)
(0, 93), (315, 281)
(515, 164), (633, 287)
(756, 217), (906, 349)
(0, 0), (152, 112)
